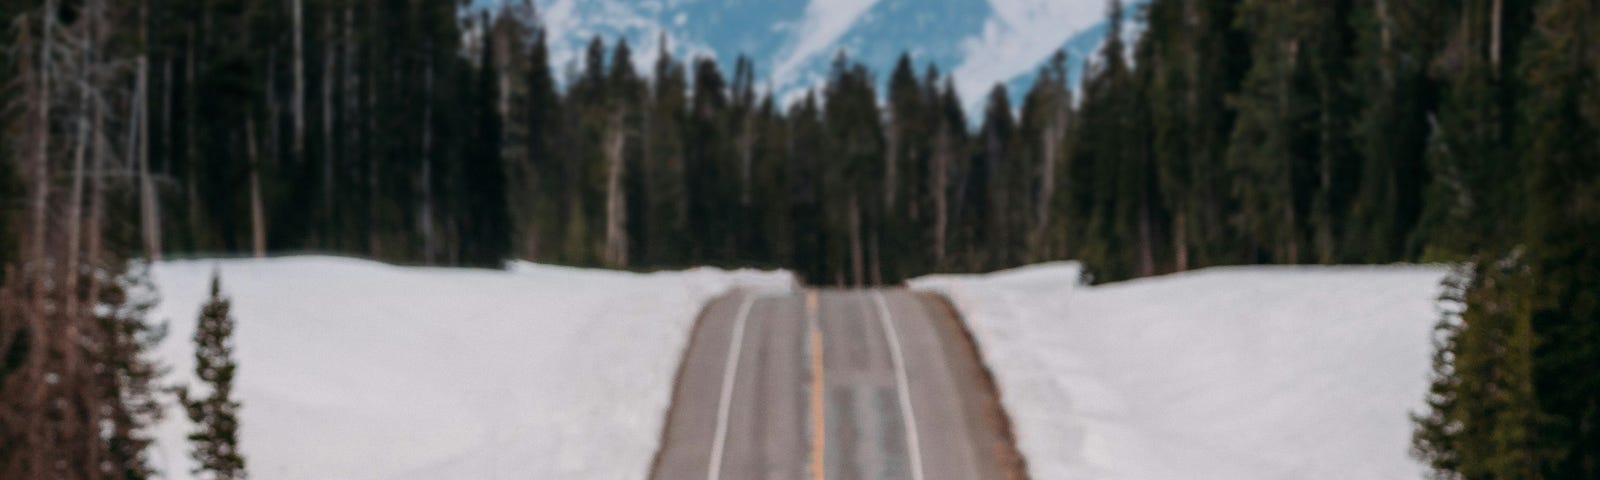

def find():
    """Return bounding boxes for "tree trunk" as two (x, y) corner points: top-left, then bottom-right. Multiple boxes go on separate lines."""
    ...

(1317, 88), (1335, 264)
(28, 0), (55, 272)
(249, 117), (267, 258)
(1280, 39), (1300, 264)
(135, 53), (161, 260)
(161, 56), (172, 175)
(291, 0), (305, 162)
(604, 111), (628, 268)
(1489, 0), (1503, 72)
(849, 194), (864, 288)
(932, 128), (950, 263)
(186, 26), (203, 249)
(321, 14), (337, 245)
(1173, 211), (1189, 271)
(365, 50), (379, 257)
(885, 124), (899, 210)
(1138, 196), (1155, 277)
(85, 94), (106, 355)
(1034, 107), (1065, 259)
(738, 113), (754, 206)
(64, 72), (90, 322)
(419, 54), (436, 264)
(1375, 0), (1392, 52)
(869, 227), (882, 286)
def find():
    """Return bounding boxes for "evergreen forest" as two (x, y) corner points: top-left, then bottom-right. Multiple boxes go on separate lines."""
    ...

(1, 0), (1596, 478)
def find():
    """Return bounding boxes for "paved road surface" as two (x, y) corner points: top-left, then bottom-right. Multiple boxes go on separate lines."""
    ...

(651, 289), (1022, 480)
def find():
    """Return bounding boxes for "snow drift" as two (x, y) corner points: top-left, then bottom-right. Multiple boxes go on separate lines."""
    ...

(911, 262), (1450, 480)
(147, 256), (794, 480)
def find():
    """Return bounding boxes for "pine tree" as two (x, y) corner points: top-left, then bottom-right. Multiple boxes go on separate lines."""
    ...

(180, 273), (246, 479)
(687, 56), (729, 263)
(1343, 0), (1443, 263)
(1125, 7), (1164, 278)
(517, 20), (561, 262)
(1019, 50), (1072, 263)
(1227, 0), (1357, 265)
(786, 91), (827, 283)
(1416, 0), (1534, 260)
(1141, 0), (1250, 271)
(821, 55), (885, 285)
(977, 84), (1017, 270)
(1414, 254), (1559, 479)
(1412, 265), (1470, 477)
(1518, 0), (1600, 475)
(95, 260), (169, 480)
(1069, 0), (1137, 280)
(456, 15), (512, 268)
(930, 74), (968, 270)
(883, 52), (924, 279)
(643, 37), (689, 266)
(1412, 2), (1596, 478)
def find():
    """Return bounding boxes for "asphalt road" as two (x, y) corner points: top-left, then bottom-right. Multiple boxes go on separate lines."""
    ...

(651, 289), (1021, 480)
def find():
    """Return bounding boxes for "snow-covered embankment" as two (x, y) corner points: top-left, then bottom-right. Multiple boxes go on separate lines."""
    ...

(148, 256), (794, 480)
(911, 262), (1449, 480)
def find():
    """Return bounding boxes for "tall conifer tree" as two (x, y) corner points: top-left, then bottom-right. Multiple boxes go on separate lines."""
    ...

(181, 273), (246, 479)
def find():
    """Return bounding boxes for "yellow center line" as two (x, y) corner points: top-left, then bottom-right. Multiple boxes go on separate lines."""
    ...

(807, 290), (826, 480)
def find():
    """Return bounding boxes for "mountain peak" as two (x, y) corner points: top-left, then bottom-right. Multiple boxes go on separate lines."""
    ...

(484, 0), (1138, 113)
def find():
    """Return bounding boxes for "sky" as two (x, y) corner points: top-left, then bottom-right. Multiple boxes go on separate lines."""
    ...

(477, 0), (1136, 114)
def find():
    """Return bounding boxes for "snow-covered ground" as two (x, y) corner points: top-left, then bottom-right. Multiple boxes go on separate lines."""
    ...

(147, 256), (794, 480)
(911, 262), (1450, 480)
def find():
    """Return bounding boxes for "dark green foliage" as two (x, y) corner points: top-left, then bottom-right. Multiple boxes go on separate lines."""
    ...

(95, 261), (169, 480)
(1410, 0), (1600, 477)
(180, 274), (246, 479)
(457, 16), (512, 268)
(128, 0), (514, 268)
(821, 55), (884, 284)
(1518, 0), (1600, 475)
(642, 38), (690, 266)
(1413, 266), (1470, 476)
(515, 25), (562, 262)
(1226, 0), (1358, 265)
(1413, 257), (1562, 479)
(1343, 0), (1441, 262)
(1017, 51), (1072, 263)
(1068, 0), (1141, 280)
(66, 0), (1467, 284)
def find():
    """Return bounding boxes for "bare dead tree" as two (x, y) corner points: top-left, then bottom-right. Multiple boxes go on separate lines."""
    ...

(1032, 87), (1069, 262)
(2, 0), (148, 475)
(419, 50), (437, 264)
(849, 193), (864, 287)
(135, 51), (160, 260)
(931, 127), (951, 264)
(603, 109), (629, 267)
(248, 116), (266, 258)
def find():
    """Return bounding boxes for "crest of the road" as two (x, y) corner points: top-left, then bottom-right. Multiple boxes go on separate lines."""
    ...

(651, 288), (1022, 480)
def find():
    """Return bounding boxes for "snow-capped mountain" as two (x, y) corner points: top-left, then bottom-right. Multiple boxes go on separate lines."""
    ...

(482, 0), (1141, 114)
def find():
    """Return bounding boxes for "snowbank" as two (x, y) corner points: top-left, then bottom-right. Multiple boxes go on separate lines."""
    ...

(911, 262), (1449, 480)
(148, 256), (794, 480)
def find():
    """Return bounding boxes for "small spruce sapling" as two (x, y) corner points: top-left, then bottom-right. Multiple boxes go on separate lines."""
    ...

(179, 272), (247, 479)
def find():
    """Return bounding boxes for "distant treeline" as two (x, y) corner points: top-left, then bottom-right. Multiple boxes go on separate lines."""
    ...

(0, 0), (1584, 285)
(1, 0), (1597, 477)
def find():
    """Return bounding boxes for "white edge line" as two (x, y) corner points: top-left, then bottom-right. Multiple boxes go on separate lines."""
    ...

(873, 291), (926, 480)
(707, 293), (758, 480)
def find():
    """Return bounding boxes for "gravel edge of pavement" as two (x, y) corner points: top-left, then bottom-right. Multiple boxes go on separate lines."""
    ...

(647, 292), (729, 480)
(915, 291), (1032, 480)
